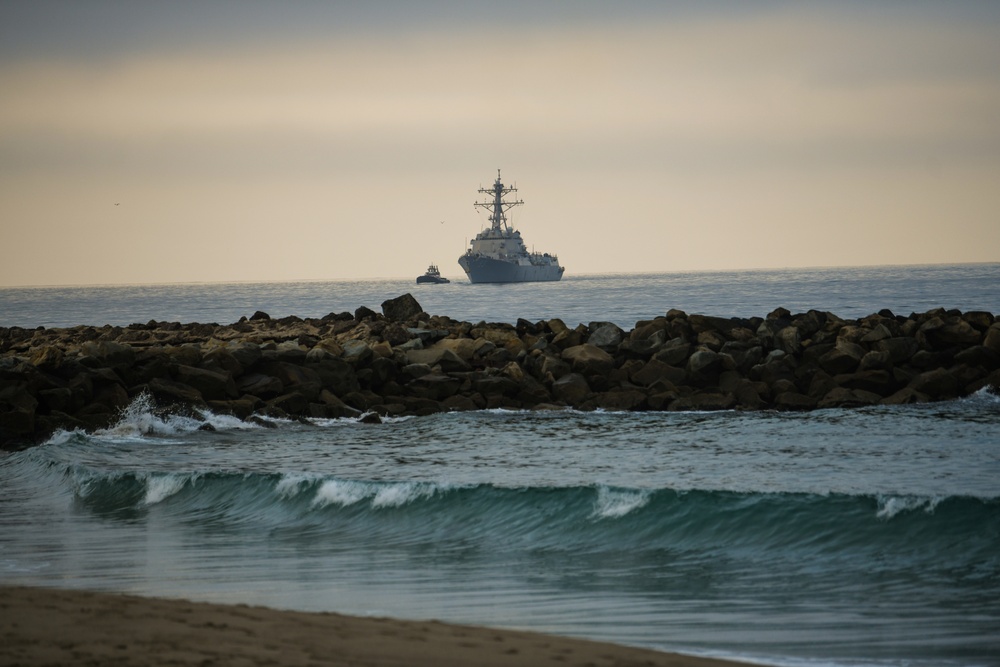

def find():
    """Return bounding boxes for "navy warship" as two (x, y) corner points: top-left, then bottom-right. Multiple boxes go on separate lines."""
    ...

(458, 170), (564, 283)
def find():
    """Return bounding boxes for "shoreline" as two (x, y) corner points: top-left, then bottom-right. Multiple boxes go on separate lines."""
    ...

(2, 293), (998, 448)
(0, 585), (758, 667)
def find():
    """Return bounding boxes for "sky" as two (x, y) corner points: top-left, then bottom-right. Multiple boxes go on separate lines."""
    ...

(1, 1), (999, 287)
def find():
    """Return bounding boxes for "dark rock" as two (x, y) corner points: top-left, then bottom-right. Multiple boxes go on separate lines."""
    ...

(654, 339), (692, 366)
(819, 346), (862, 375)
(354, 306), (379, 321)
(561, 344), (614, 376)
(147, 377), (205, 406)
(774, 391), (818, 410)
(586, 389), (648, 411)
(818, 387), (882, 409)
(875, 337), (919, 364)
(551, 373), (590, 404)
(174, 365), (237, 400)
(358, 411), (383, 424)
(237, 373), (284, 399)
(30, 346), (65, 373)
(833, 370), (896, 395)
(407, 374), (461, 401)
(249, 311), (271, 321)
(983, 325), (1000, 354)
(206, 398), (261, 420)
(631, 359), (686, 388)
(881, 387), (930, 405)
(687, 349), (730, 379)
(908, 368), (960, 399)
(381, 293), (423, 321)
(588, 323), (624, 351)
(268, 391), (310, 415)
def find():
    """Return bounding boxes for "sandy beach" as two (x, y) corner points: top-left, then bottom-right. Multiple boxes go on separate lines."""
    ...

(0, 586), (755, 667)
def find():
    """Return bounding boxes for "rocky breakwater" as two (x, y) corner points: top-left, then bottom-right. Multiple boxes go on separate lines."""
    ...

(2, 294), (999, 449)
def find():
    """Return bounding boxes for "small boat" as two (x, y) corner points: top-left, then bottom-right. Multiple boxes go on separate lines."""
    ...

(416, 264), (450, 284)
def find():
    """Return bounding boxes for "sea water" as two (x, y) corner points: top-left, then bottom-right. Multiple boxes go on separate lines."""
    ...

(1, 264), (999, 667)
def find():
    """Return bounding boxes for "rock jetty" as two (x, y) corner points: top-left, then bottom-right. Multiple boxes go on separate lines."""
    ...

(2, 294), (998, 449)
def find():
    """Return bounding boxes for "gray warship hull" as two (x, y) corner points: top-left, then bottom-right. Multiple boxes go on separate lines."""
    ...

(458, 254), (563, 283)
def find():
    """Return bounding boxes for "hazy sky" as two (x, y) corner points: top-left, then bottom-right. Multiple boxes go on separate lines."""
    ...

(2, 1), (999, 287)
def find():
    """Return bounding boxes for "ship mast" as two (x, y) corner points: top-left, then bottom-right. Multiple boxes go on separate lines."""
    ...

(475, 169), (523, 232)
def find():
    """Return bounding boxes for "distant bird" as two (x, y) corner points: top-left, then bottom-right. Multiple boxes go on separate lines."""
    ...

(114, 203), (119, 206)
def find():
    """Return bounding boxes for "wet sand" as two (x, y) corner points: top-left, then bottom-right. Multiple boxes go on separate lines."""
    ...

(0, 585), (756, 667)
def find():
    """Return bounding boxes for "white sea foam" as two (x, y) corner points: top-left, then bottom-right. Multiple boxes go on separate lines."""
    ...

(82, 392), (265, 441)
(311, 479), (373, 508)
(371, 481), (437, 508)
(275, 473), (319, 499)
(592, 486), (652, 519)
(875, 494), (943, 520)
(143, 473), (191, 506)
(310, 479), (440, 508)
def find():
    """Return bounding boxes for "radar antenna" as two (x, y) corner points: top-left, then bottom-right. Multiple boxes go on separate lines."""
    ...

(474, 168), (523, 232)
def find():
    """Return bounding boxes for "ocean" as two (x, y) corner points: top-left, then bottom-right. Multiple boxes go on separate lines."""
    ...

(2, 263), (999, 667)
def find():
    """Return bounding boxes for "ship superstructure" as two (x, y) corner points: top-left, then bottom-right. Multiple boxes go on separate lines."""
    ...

(458, 170), (564, 283)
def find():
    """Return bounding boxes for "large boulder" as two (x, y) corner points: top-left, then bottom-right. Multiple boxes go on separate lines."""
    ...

(588, 324), (624, 351)
(561, 344), (614, 376)
(381, 294), (423, 321)
(551, 372), (591, 404)
(174, 365), (237, 400)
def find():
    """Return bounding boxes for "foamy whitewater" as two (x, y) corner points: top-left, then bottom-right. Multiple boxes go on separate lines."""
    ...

(2, 265), (999, 667)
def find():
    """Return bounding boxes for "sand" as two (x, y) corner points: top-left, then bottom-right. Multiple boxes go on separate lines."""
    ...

(0, 585), (757, 667)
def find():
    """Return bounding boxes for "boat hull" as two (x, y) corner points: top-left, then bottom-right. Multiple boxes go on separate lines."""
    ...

(458, 255), (564, 283)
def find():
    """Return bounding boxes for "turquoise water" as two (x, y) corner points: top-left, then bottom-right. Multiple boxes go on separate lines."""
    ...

(2, 264), (999, 666)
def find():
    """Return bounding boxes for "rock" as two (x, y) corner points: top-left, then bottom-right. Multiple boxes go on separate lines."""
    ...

(561, 344), (614, 376)
(78, 340), (136, 370)
(237, 373), (284, 399)
(631, 359), (686, 388)
(833, 370), (896, 395)
(406, 348), (470, 373)
(147, 377), (205, 406)
(249, 311), (271, 321)
(341, 339), (374, 366)
(354, 306), (378, 321)
(908, 368), (960, 399)
(174, 365), (237, 400)
(875, 337), (919, 364)
(30, 346), (65, 372)
(587, 389), (648, 411)
(206, 398), (261, 419)
(267, 391), (310, 415)
(818, 387), (882, 409)
(407, 374), (461, 400)
(551, 373), (590, 404)
(202, 347), (243, 377)
(588, 324), (624, 351)
(473, 376), (520, 397)
(381, 293), (423, 321)
(227, 342), (263, 368)
(654, 339), (692, 367)
(774, 391), (818, 410)
(983, 325), (1000, 354)
(819, 347), (861, 375)
(359, 411), (383, 424)
(319, 389), (363, 418)
(686, 349), (726, 377)
(539, 354), (571, 381)
(881, 387), (930, 405)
